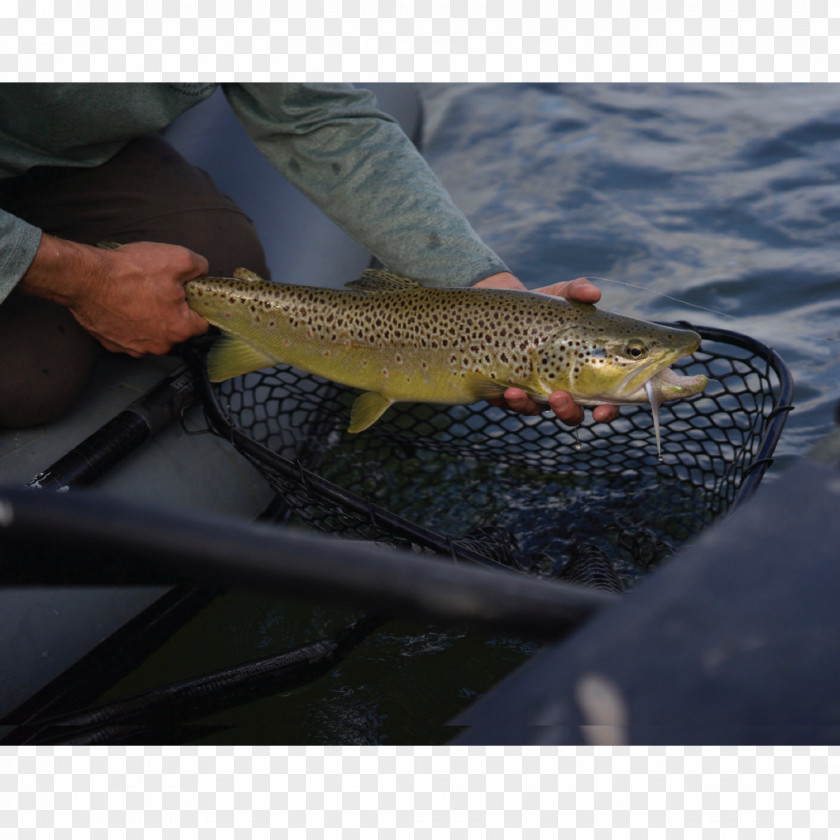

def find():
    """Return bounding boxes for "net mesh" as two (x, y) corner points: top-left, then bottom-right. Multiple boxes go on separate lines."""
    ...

(197, 323), (792, 590)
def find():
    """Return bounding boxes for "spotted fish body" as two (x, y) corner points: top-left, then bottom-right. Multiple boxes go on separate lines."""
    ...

(185, 269), (708, 449)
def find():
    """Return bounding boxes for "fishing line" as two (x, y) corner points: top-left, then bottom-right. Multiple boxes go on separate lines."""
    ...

(585, 275), (735, 322)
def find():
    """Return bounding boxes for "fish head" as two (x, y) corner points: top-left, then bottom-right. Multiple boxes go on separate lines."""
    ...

(538, 305), (709, 406)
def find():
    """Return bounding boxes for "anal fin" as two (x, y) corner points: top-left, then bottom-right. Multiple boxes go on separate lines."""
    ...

(206, 333), (277, 382)
(348, 391), (393, 433)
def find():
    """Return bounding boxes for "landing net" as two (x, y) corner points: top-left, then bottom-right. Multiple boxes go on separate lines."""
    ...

(192, 324), (793, 590)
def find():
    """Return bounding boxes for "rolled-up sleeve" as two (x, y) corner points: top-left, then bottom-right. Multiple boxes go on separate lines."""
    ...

(0, 209), (41, 303)
(222, 83), (509, 288)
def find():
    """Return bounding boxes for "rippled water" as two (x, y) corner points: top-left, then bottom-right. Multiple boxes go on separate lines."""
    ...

(422, 83), (840, 468)
(101, 84), (840, 744)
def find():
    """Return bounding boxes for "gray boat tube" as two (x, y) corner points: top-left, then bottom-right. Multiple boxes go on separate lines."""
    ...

(0, 487), (616, 641)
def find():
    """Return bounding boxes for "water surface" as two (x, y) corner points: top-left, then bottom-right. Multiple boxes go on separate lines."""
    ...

(422, 83), (840, 467)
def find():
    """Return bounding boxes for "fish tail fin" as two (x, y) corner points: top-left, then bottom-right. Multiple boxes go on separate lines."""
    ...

(348, 391), (393, 433)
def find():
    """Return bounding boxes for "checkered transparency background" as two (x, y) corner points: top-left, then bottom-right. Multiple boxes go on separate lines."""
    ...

(1, 746), (838, 837)
(1, 0), (839, 80)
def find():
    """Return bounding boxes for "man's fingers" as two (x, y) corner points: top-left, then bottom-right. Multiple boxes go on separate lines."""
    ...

(188, 310), (210, 335)
(490, 387), (620, 426)
(591, 404), (620, 423)
(502, 388), (544, 416)
(182, 302), (210, 336)
(187, 250), (210, 278)
(548, 391), (585, 426)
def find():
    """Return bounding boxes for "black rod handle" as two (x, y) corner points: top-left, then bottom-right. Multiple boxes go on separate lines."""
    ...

(26, 365), (195, 491)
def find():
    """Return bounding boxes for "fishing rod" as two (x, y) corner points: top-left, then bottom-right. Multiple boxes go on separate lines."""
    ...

(25, 362), (196, 490)
(6, 354), (372, 739)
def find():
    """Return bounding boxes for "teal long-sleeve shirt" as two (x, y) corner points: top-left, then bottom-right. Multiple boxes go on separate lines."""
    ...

(0, 83), (508, 304)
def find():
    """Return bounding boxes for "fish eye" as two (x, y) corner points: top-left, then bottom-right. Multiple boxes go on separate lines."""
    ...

(626, 341), (647, 359)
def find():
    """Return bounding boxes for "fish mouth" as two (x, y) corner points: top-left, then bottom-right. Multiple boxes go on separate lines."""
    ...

(613, 361), (707, 404)
(641, 366), (708, 460)
(618, 329), (707, 403)
(613, 329), (700, 399)
(575, 364), (708, 407)
(640, 366), (709, 403)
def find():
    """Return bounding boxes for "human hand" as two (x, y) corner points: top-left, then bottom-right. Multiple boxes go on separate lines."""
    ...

(472, 272), (620, 426)
(19, 236), (210, 357)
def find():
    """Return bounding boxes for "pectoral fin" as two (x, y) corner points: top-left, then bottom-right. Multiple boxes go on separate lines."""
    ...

(348, 391), (393, 433)
(206, 333), (277, 382)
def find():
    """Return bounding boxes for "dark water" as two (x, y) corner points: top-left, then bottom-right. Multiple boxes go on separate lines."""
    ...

(102, 84), (840, 744)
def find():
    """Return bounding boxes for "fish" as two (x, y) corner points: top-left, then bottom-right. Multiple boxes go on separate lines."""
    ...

(185, 268), (708, 454)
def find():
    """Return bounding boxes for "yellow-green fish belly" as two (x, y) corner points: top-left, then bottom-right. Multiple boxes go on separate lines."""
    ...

(185, 268), (705, 441)
(186, 276), (550, 405)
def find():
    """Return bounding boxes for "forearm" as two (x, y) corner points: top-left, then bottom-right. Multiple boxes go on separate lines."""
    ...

(17, 234), (108, 306)
(225, 83), (510, 288)
(0, 208), (43, 304)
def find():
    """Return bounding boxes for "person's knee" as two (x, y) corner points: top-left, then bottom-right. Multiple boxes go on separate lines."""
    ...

(159, 205), (271, 280)
(0, 295), (100, 428)
(92, 136), (272, 279)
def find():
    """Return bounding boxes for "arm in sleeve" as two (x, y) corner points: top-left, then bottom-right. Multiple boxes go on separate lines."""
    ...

(0, 209), (42, 304)
(222, 83), (509, 288)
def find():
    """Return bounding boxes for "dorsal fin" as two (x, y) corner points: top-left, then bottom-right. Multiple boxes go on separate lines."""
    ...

(345, 269), (422, 292)
(233, 267), (267, 283)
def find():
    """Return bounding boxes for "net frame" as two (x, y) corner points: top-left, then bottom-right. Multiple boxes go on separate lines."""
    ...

(189, 323), (793, 576)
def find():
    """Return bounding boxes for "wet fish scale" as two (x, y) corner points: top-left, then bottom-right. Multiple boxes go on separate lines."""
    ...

(186, 268), (707, 441)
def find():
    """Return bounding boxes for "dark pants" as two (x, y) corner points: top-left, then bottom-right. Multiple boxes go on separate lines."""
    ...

(0, 135), (269, 428)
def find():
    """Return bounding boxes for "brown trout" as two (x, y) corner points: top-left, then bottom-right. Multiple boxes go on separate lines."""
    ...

(185, 268), (708, 454)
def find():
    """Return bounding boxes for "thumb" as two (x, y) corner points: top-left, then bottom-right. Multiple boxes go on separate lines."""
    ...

(187, 307), (210, 335)
(539, 277), (602, 303)
(183, 249), (209, 279)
